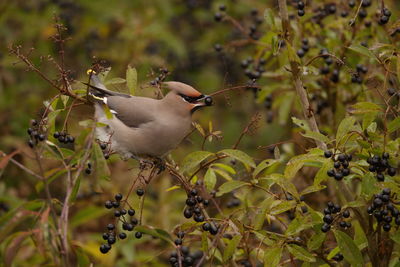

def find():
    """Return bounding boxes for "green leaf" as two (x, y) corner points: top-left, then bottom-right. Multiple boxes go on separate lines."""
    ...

(286, 43), (301, 64)
(351, 102), (382, 114)
(284, 153), (324, 180)
(223, 235), (241, 262)
(263, 8), (276, 29)
(79, 119), (95, 128)
(336, 116), (356, 144)
(126, 65), (137, 95)
(278, 92), (294, 125)
(261, 174), (299, 199)
(285, 216), (313, 236)
(60, 95), (69, 107)
(361, 173), (376, 199)
(327, 246), (340, 260)
(69, 176), (81, 203)
(353, 221), (368, 250)
(333, 230), (363, 267)
(70, 206), (108, 227)
(301, 131), (330, 144)
(47, 110), (62, 135)
(270, 200), (296, 215)
(219, 149), (255, 168)
(211, 163), (236, 174)
(307, 232), (326, 251)
(301, 184), (326, 195)
(391, 230), (400, 245)
(75, 246), (90, 267)
(292, 117), (311, 131)
(213, 168), (233, 181)
(348, 44), (376, 60)
(181, 151), (214, 174)
(286, 244), (316, 262)
(388, 117), (400, 134)
(253, 159), (278, 177)
(92, 143), (110, 180)
(362, 112), (377, 131)
(313, 160), (332, 186)
(254, 197), (274, 230)
(263, 247), (282, 267)
(201, 231), (209, 252)
(216, 180), (249, 197)
(204, 169), (217, 191)
(102, 104), (113, 119)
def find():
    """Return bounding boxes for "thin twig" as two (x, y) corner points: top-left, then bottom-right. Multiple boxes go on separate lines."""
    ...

(277, 0), (327, 151)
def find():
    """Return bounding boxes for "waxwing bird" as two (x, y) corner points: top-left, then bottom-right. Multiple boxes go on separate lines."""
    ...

(86, 73), (212, 160)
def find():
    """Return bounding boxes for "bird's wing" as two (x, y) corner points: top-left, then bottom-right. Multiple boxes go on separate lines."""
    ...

(86, 74), (132, 98)
(105, 96), (158, 128)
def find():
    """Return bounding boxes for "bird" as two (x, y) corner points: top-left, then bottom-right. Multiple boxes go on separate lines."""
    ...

(85, 72), (212, 162)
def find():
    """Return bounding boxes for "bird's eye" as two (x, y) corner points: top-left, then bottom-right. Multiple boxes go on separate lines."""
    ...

(179, 94), (196, 103)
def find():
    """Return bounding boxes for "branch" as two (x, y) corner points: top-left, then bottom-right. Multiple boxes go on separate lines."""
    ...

(277, 0), (327, 150)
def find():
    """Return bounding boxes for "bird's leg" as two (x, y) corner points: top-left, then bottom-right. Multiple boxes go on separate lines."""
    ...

(153, 157), (166, 174)
(131, 155), (153, 170)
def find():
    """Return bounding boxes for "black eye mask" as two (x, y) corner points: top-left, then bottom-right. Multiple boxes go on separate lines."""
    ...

(178, 93), (205, 103)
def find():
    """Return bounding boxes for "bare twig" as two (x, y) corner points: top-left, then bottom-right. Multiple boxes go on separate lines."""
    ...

(277, 0), (327, 150)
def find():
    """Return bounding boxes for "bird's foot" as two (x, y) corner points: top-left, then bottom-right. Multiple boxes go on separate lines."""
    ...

(139, 159), (154, 170)
(153, 157), (166, 174)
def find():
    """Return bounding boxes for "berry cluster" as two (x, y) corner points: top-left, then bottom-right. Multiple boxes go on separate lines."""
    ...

(100, 193), (142, 254)
(27, 119), (46, 148)
(367, 188), (400, 232)
(297, 1), (305, 17)
(53, 131), (75, 144)
(357, 0), (371, 20)
(311, 3), (337, 24)
(183, 189), (219, 235)
(183, 189), (207, 222)
(99, 142), (110, 159)
(367, 153), (396, 182)
(247, 8), (263, 40)
(321, 202), (351, 233)
(310, 95), (329, 115)
(150, 68), (169, 86)
(168, 246), (204, 267)
(379, 7), (391, 25)
(325, 151), (352, 181)
(296, 38), (309, 58)
(85, 162), (92, 175)
(264, 94), (274, 123)
(241, 57), (266, 84)
(214, 4), (226, 22)
(351, 64), (368, 84)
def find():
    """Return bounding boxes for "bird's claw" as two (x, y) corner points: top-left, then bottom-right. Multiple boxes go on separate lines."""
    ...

(153, 157), (166, 174)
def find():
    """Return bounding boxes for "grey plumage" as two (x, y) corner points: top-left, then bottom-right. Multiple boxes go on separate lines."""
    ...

(88, 73), (211, 159)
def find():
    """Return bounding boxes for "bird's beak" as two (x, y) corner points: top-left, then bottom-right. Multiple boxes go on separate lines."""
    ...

(193, 95), (213, 107)
(190, 95), (212, 113)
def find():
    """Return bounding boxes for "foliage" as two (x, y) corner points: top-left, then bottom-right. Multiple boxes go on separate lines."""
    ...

(1, 0), (400, 266)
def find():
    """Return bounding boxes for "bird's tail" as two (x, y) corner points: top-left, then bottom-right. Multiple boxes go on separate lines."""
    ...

(84, 72), (131, 99)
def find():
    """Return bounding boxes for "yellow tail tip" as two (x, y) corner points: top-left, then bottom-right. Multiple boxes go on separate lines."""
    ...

(86, 69), (97, 75)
